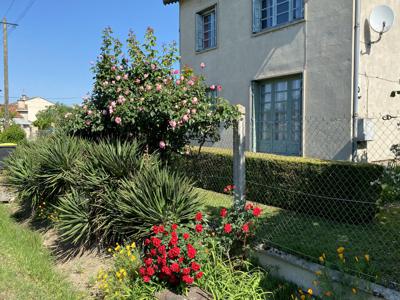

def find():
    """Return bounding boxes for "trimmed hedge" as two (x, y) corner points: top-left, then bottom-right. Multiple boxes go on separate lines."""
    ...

(173, 147), (384, 224)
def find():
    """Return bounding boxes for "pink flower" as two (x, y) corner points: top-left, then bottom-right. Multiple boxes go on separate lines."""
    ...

(182, 100), (187, 105)
(176, 80), (181, 85)
(180, 76), (185, 81)
(186, 109), (191, 114)
(123, 74), (129, 80)
(116, 75), (121, 81)
(188, 80), (195, 86)
(191, 109), (197, 114)
(111, 66), (116, 71)
(144, 73), (149, 79)
(217, 85), (222, 92)
(159, 141), (166, 149)
(135, 78), (141, 84)
(117, 95), (126, 104)
(210, 85), (216, 90)
(156, 84), (163, 91)
(85, 120), (91, 126)
(173, 69), (180, 75)
(163, 78), (168, 84)
(182, 115), (189, 123)
(111, 80), (116, 85)
(102, 81), (109, 86)
(87, 110), (93, 115)
(192, 97), (198, 105)
(151, 64), (156, 70)
(146, 85), (152, 91)
(115, 117), (122, 125)
(111, 101), (116, 108)
(169, 120), (177, 129)
(200, 62), (206, 69)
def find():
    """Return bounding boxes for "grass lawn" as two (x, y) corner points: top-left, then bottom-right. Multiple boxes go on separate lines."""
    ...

(200, 189), (400, 290)
(0, 204), (80, 300)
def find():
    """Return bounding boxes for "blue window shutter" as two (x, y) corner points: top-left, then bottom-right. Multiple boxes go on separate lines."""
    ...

(210, 11), (217, 48)
(196, 14), (204, 51)
(253, 0), (262, 33)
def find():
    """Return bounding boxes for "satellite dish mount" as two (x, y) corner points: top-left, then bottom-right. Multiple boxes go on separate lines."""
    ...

(368, 5), (395, 46)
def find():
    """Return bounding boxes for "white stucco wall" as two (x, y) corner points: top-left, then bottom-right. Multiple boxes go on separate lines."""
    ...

(25, 97), (54, 122)
(179, 0), (354, 160)
(358, 0), (400, 162)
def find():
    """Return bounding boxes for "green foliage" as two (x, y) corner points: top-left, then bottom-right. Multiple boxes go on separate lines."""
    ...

(198, 243), (270, 300)
(33, 103), (73, 130)
(56, 189), (93, 245)
(173, 147), (384, 223)
(101, 166), (203, 241)
(0, 124), (26, 143)
(62, 27), (239, 154)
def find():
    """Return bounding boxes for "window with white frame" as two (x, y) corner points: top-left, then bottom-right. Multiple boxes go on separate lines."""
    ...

(253, 0), (304, 33)
(196, 6), (217, 51)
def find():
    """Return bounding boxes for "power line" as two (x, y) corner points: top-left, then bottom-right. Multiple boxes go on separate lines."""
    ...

(3, 0), (17, 19)
(14, 0), (37, 23)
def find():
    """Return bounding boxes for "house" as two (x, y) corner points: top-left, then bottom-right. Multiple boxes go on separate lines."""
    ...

(12, 95), (55, 138)
(164, 0), (400, 162)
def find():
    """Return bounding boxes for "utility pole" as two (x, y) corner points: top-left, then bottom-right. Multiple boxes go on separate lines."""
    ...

(1, 18), (17, 129)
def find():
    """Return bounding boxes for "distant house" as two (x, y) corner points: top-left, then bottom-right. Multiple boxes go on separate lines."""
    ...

(164, 0), (400, 162)
(12, 95), (55, 138)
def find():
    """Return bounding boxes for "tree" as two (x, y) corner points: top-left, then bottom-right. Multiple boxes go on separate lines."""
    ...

(63, 27), (240, 154)
(33, 103), (73, 130)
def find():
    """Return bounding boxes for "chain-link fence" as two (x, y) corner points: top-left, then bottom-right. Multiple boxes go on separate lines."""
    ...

(177, 113), (400, 291)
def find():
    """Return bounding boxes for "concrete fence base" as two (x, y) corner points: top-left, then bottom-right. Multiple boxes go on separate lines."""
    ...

(255, 246), (400, 300)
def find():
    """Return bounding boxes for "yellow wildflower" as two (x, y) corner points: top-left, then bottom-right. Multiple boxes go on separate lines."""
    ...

(315, 270), (322, 276)
(300, 295), (306, 300)
(322, 253), (326, 259)
(352, 288), (357, 294)
(319, 256), (325, 263)
(298, 289), (304, 295)
(107, 248), (112, 253)
(355, 256), (359, 262)
(307, 288), (313, 295)
(312, 280), (318, 286)
(338, 253), (344, 261)
(365, 254), (370, 262)
(336, 246), (345, 254)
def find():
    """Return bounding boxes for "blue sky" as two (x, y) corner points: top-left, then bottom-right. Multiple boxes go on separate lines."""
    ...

(0, 0), (179, 105)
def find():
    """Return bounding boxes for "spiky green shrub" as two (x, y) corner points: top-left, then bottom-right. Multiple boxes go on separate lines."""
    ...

(35, 135), (86, 206)
(56, 189), (93, 245)
(4, 141), (41, 205)
(101, 166), (203, 241)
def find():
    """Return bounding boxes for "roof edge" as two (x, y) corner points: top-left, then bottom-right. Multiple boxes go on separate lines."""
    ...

(163, 0), (179, 5)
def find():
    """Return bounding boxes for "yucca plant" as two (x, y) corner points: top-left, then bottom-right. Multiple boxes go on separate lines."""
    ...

(100, 165), (204, 241)
(56, 189), (93, 245)
(35, 135), (86, 206)
(90, 139), (150, 180)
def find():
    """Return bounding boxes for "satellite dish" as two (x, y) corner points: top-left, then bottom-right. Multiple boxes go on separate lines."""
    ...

(370, 5), (395, 33)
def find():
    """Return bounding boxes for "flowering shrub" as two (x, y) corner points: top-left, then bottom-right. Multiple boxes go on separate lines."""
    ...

(214, 203), (263, 256)
(139, 223), (206, 288)
(63, 27), (240, 155)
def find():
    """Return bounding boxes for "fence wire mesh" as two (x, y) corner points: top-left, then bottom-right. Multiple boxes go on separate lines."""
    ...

(178, 114), (400, 291)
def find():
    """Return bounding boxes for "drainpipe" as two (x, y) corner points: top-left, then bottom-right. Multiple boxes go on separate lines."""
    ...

(352, 0), (361, 162)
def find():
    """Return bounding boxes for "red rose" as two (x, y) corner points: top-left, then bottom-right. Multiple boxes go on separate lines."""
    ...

(182, 275), (194, 284)
(171, 231), (177, 238)
(245, 203), (254, 211)
(178, 256), (184, 263)
(170, 236), (178, 245)
(152, 225), (159, 234)
(145, 257), (153, 266)
(170, 263), (180, 273)
(158, 225), (165, 233)
(143, 276), (151, 283)
(146, 266), (155, 276)
(161, 266), (171, 276)
(187, 244), (197, 259)
(144, 238), (151, 245)
(182, 268), (191, 275)
(196, 271), (204, 279)
(223, 187), (228, 193)
(171, 224), (178, 230)
(252, 207), (262, 217)
(158, 245), (166, 254)
(168, 247), (181, 258)
(242, 223), (250, 233)
(224, 223), (232, 234)
(191, 262), (200, 271)
(220, 208), (228, 218)
(139, 267), (146, 276)
(169, 274), (178, 284)
(151, 237), (162, 247)
(195, 224), (203, 233)
(195, 212), (203, 222)
(183, 233), (190, 240)
(150, 249), (157, 256)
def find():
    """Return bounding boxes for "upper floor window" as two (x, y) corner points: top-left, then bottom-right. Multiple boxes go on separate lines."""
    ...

(253, 0), (304, 33)
(196, 6), (217, 52)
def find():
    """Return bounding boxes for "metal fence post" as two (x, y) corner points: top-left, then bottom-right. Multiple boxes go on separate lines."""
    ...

(233, 104), (246, 209)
